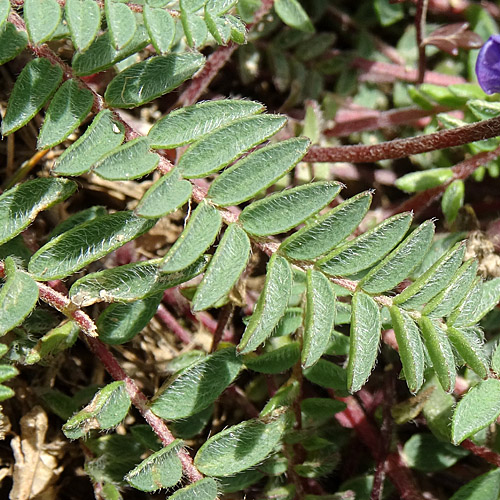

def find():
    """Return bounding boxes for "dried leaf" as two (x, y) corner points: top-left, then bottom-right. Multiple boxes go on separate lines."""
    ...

(422, 22), (483, 56)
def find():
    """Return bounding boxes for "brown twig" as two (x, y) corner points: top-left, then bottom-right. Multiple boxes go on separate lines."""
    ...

(415, 0), (429, 84)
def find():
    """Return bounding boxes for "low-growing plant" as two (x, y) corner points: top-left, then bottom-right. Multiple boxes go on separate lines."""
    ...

(2, 0), (500, 499)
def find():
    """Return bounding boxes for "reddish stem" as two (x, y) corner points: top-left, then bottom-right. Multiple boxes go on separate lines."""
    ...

(155, 304), (193, 345)
(461, 440), (500, 467)
(415, 0), (429, 84)
(305, 116), (500, 164)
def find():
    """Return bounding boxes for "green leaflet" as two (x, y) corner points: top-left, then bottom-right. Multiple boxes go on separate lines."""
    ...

(0, 257), (39, 336)
(193, 224), (251, 311)
(150, 347), (243, 419)
(389, 306), (424, 393)
(181, 11), (208, 48)
(66, 0), (101, 52)
(49, 206), (107, 239)
(359, 220), (435, 294)
(63, 381), (131, 439)
(0, 23), (28, 66)
(261, 380), (300, 416)
(239, 181), (341, 236)
(125, 440), (183, 492)
(169, 404), (213, 439)
(105, 53), (205, 108)
(179, 115), (287, 178)
(226, 15), (246, 43)
(208, 138), (310, 206)
(243, 342), (301, 374)
(301, 398), (347, 423)
(347, 292), (381, 393)
(238, 255), (292, 354)
(303, 359), (347, 392)
(25, 321), (79, 365)
(419, 317), (456, 393)
(0, 177), (76, 246)
(205, 13), (232, 44)
(169, 478), (219, 500)
(52, 110), (125, 176)
(143, 6), (175, 54)
(395, 167), (454, 193)
(97, 293), (163, 345)
(274, 0), (314, 33)
(302, 270), (335, 368)
(29, 211), (157, 280)
(1, 58), (63, 136)
(447, 326), (488, 379)
(318, 212), (412, 277)
(0, 365), (19, 384)
(24, 0), (62, 44)
(93, 137), (159, 180)
(148, 99), (264, 149)
(441, 180), (464, 225)
(161, 203), (221, 272)
(456, 278), (500, 326)
(37, 80), (94, 149)
(70, 256), (208, 306)
(449, 468), (500, 500)
(280, 191), (372, 261)
(394, 242), (466, 309)
(206, 0), (237, 15)
(422, 260), (478, 317)
(135, 170), (192, 219)
(217, 469), (265, 493)
(105, 0), (136, 49)
(180, 0), (207, 12)
(402, 434), (468, 472)
(447, 279), (482, 327)
(0, 0), (9, 27)
(194, 413), (288, 476)
(452, 379), (500, 444)
(72, 27), (150, 76)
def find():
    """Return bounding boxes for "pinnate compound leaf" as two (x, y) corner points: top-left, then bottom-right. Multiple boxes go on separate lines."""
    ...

(143, 6), (175, 54)
(419, 317), (456, 393)
(150, 347), (242, 419)
(347, 292), (381, 393)
(422, 260), (478, 317)
(63, 381), (131, 439)
(194, 413), (288, 476)
(148, 99), (264, 149)
(1, 58), (63, 136)
(66, 0), (101, 51)
(452, 378), (500, 444)
(238, 255), (292, 354)
(24, 0), (62, 44)
(179, 115), (287, 178)
(359, 220), (435, 294)
(71, 256), (208, 306)
(274, 0), (314, 33)
(302, 270), (335, 368)
(105, 53), (205, 108)
(0, 23), (28, 65)
(125, 440), (183, 492)
(193, 224), (250, 311)
(280, 191), (372, 261)
(447, 326), (488, 379)
(105, 0), (136, 49)
(389, 306), (424, 393)
(239, 181), (341, 236)
(394, 242), (466, 309)
(97, 293), (163, 345)
(0, 0), (9, 27)
(243, 342), (300, 374)
(29, 211), (157, 280)
(37, 80), (94, 149)
(52, 110), (125, 176)
(0, 178), (76, 246)
(93, 137), (159, 180)
(169, 478), (218, 500)
(450, 468), (500, 500)
(72, 27), (150, 76)
(208, 138), (310, 205)
(161, 203), (221, 272)
(135, 170), (192, 219)
(0, 257), (39, 336)
(318, 213), (412, 277)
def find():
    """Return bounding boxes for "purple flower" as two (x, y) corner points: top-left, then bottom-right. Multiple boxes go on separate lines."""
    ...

(476, 34), (500, 95)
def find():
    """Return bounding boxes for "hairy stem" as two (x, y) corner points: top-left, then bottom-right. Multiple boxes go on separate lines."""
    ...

(415, 0), (429, 83)
(305, 115), (500, 163)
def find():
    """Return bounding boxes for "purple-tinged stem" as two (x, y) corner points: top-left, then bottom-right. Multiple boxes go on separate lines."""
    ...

(415, 0), (429, 84)
(305, 115), (500, 164)
(156, 304), (193, 345)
